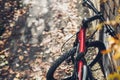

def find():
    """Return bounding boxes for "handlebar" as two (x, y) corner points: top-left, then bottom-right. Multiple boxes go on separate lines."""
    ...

(82, 12), (103, 27)
(82, 0), (118, 39)
(82, 0), (99, 14)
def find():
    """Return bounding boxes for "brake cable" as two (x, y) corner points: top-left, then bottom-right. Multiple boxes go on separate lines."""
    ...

(61, 33), (77, 52)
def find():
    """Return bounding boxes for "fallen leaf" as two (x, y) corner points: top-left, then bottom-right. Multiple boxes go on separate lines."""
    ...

(13, 78), (19, 80)
(2, 66), (9, 70)
(101, 49), (111, 54)
(113, 53), (120, 60)
(16, 72), (20, 78)
(19, 55), (24, 61)
(0, 40), (4, 45)
(100, 0), (107, 3)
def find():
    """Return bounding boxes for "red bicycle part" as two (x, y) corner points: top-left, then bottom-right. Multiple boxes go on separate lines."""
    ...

(78, 27), (86, 80)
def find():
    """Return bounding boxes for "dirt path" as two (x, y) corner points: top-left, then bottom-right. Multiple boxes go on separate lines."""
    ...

(0, 0), (105, 80)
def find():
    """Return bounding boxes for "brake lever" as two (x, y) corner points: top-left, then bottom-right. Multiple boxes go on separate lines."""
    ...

(105, 25), (119, 39)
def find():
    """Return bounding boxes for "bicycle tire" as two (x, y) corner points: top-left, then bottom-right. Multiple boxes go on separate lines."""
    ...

(46, 47), (76, 80)
(46, 41), (106, 80)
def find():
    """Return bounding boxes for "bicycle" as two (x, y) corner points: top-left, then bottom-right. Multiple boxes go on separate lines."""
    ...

(46, 0), (119, 80)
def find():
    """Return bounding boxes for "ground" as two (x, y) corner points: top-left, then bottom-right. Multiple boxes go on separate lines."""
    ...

(0, 0), (105, 80)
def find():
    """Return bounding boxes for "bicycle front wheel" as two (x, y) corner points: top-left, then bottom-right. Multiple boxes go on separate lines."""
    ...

(46, 41), (106, 80)
(46, 47), (76, 80)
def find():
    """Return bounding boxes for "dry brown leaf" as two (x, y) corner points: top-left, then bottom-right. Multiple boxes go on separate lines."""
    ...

(13, 78), (19, 80)
(19, 55), (24, 61)
(101, 49), (111, 54)
(9, 68), (15, 74)
(17, 48), (22, 53)
(0, 40), (4, 45)
(35, 58), (42, 64)
(2, 66), (9, 70)
(0, 48), (9, 55)
(42, 76), (46, 80)
(16, 73), (20, 78)
(100, 0), (107, 3)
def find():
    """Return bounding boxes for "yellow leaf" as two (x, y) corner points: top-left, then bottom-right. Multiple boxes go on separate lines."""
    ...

(105, 20), (117, 26)
(113, 53), (120, 60)
(118, 8), (120, 14)
(117, 66), (120, 72)
(107, 73), (120, 80)
(110, 21), (118, 26)
(108, 37), (117, 45)
(113, 45), (120, 51)
(115, 15), (120, 23)
(96, 23), (103, 30)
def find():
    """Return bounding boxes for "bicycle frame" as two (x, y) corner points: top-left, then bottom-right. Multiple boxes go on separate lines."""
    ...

(46, 0), (119, 80)
(77, 27), (86, 80)
(76, 13), (103, 79)
(76, 0), (118, 79)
